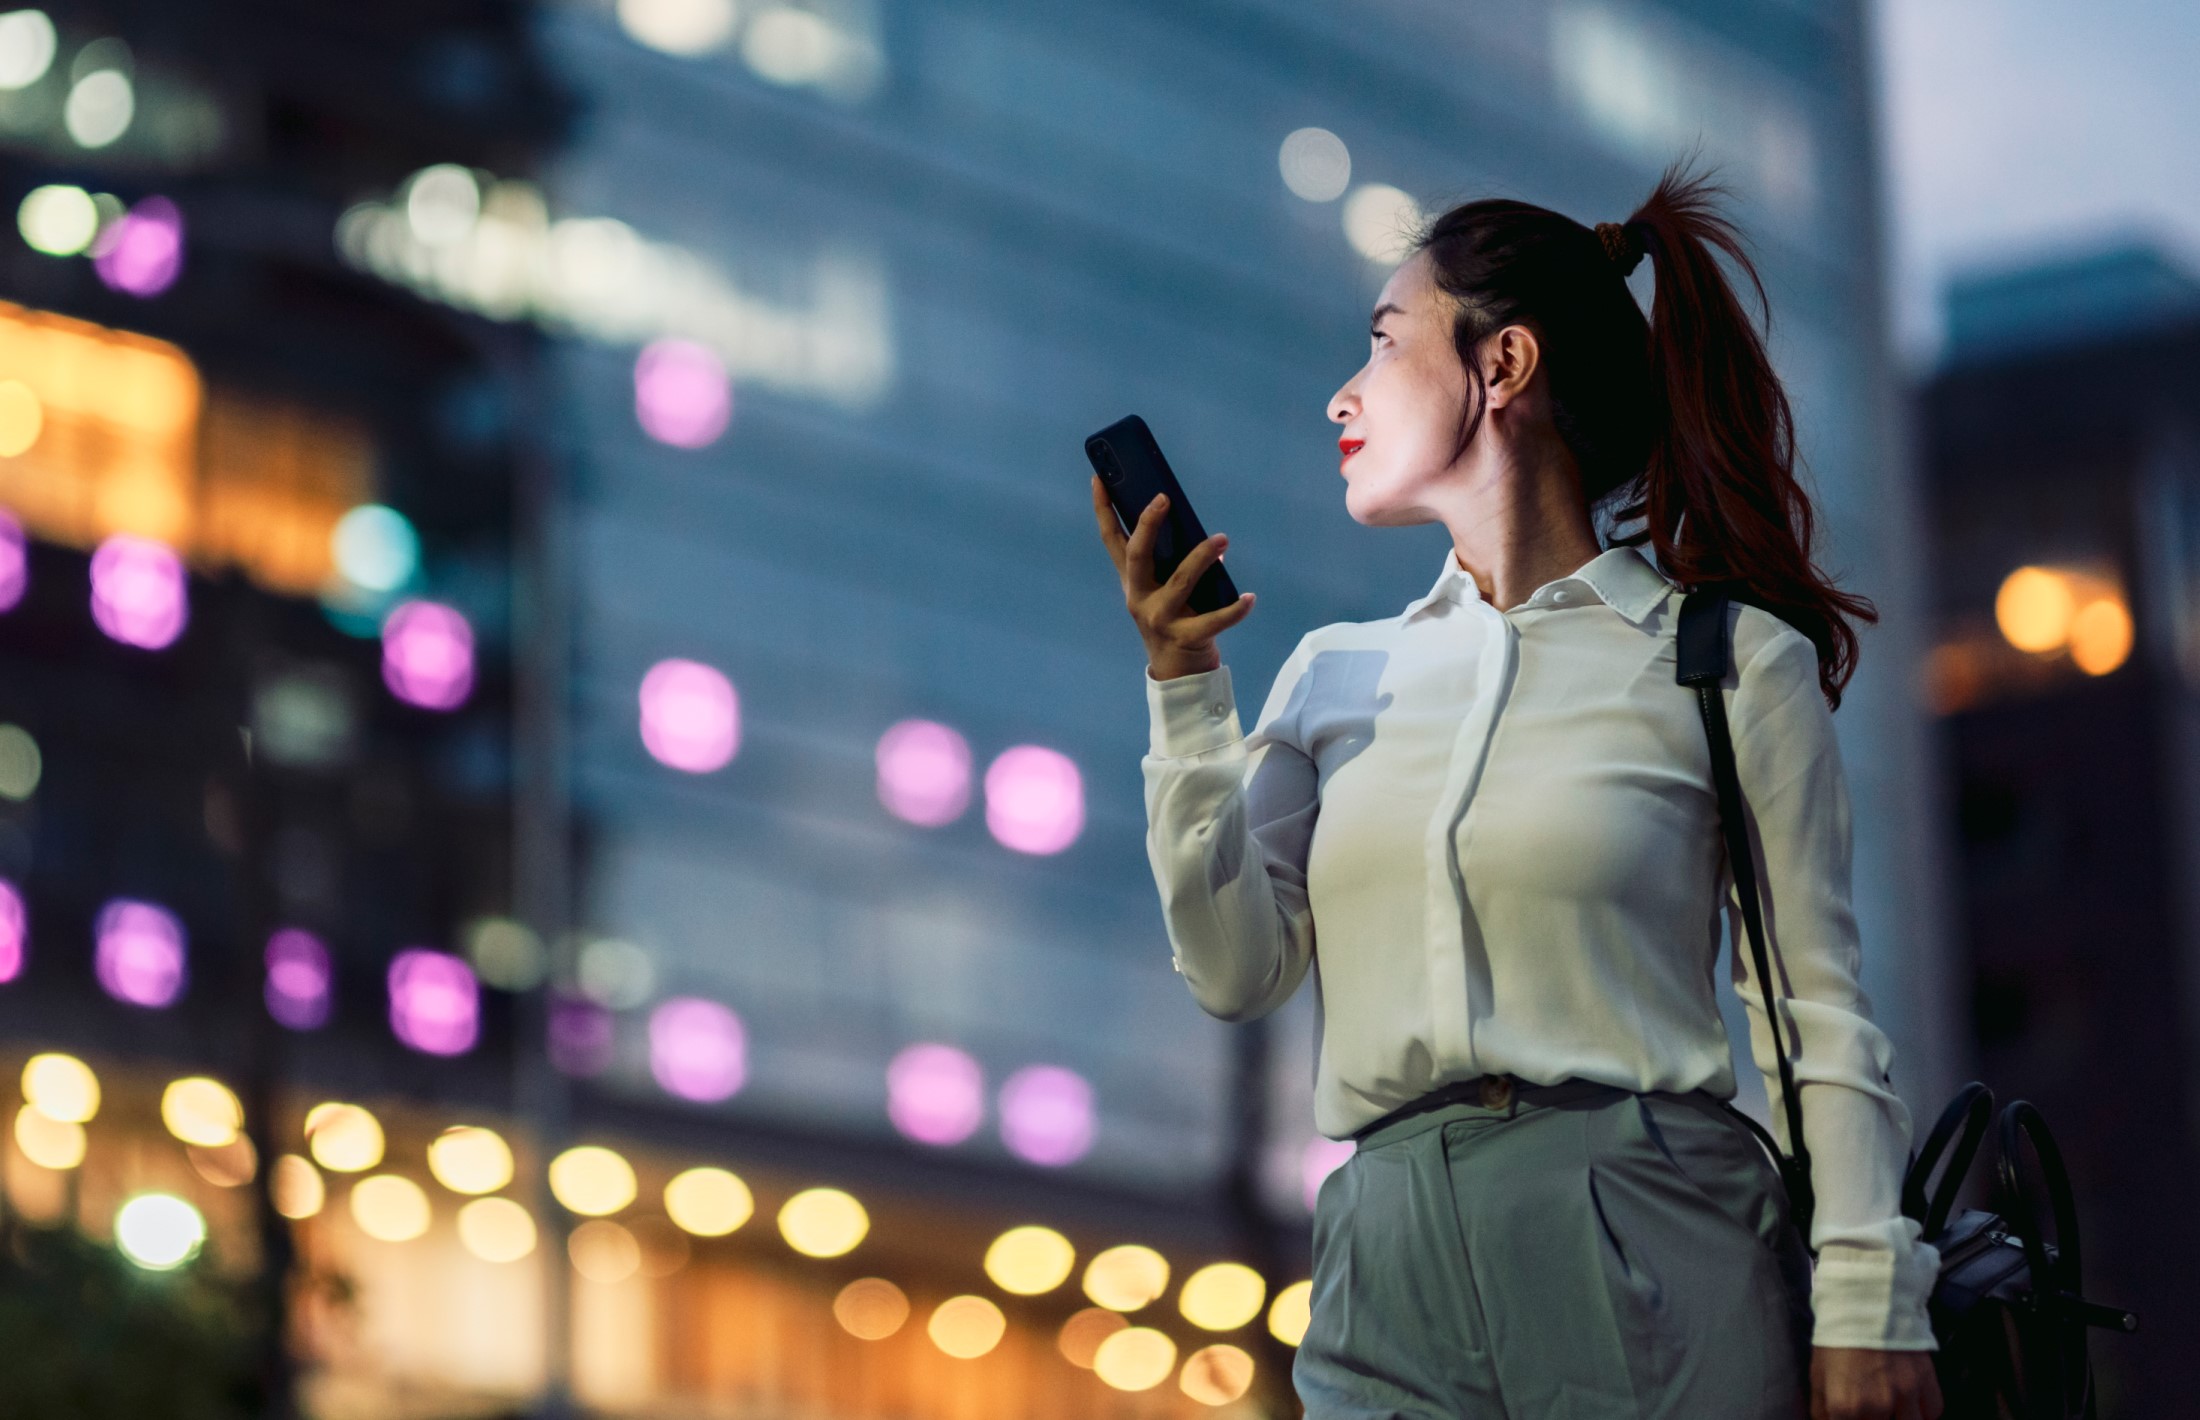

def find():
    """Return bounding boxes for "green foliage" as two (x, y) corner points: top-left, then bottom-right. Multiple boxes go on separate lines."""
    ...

(0, 1219), (263, 1420)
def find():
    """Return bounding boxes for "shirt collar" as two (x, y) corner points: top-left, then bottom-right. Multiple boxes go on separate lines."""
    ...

(1400, 544), (1674, 627)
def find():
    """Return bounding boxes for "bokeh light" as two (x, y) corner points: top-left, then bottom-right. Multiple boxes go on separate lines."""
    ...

(886, 1042), (983, 1146)
(1084, 1244), (1169, 1312)
(0, 382), (42, 459)
(983, 745), (1084, 854)
(998, 1064), (1094, 1166)
(2070, 596), (2134, 676)
(569, 1218), (641, 1283)
(465, 916), (546, 991)
(617, 0), (737, 56)
(1180, 1344), (1256, 1405)
(91, 195), (184, 298)
(160, 1076), (243, 1148)
(927, 1295), (1006, 1359)
(984, 1224), (1075, 1295)
(90, 535), (188, 650)
(17, 183), (96, 255)
(272, 1154), (326, 1219)
(187, 1136), (257, 1189)
(388, 948), (479, 1056)
(13, 1104), (84, 1169)
(351, 1173), (431, 1242)
(94, 897), (186, 1007)
(0, 726), (30, 801)
(305, 1102), (385, 1173)
(332, 504), (420, 593)
(1278, 126), (1352, 202)
(639, 658), (739, 772)
(264, 928), (331, 1030)
(633, 337), (732, 448)
(1093, 1326), (1178, 1392)
(1057, 1307), (1129, 1368)
(649, 996), (747, 1102)
(22, 1053), (98, 1122)
(577, 936), (656, 1009)
(1342, 182), (1423, 264)
(114, 1193), (205, 1270)
(778, 1186), (868, 1258)
(404, 164), (479, 246)
(381, 600), (474, 710)
(549, 1145), (637, 1216)
(664, 1166), (753, 1236)
(0, 875), (23, 982)
(1995, 566), (2076, 653)
(0, 510), (25, 611)
(1302, 1136), (1354, 1210)
(1267, 1278), (1313, 1346)
(548, 993), (616, 1076)
(1179, 1261), (1266, 1331)
(458, 1196), (537, 1263)
(0, 10), (56, 90)
(875, 719), (972, 826)
(63, 67), (133, 149)
(833, 1277), (910, 1340)
(427, 1125), (515, 1195)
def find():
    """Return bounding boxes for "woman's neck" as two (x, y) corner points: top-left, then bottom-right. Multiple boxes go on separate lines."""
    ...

(1446, 463), (1603, 613)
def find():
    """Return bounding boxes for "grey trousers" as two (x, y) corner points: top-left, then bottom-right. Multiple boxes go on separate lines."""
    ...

(1294, 1078), (1813, 1419)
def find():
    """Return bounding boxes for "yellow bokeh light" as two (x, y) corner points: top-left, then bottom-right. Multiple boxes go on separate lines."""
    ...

(457, 1196), (538, 1263)
(305, 1102), (384, 1173)
(1179, 1260), (1266, 1331)
(2069, 597), (2134, 676)
(777, 1187), (868, 1258)
(927, 1295), (1007, 1359)
(1058, 1306), (1128, 1368)
(833, 1278), (910, 1340)
(161, 1077), (244, 1148)
(22, 1052), (99, 1123)
(548, 1145), (637, 1217)
(0, 379), (41, 456)
(1995, 566), (2076, 653)
(187, 1137), (258, 1188)
(13, 1103), (85, 1169)
(984, 1224), (1075, 1296)
(350, 1173), (431, 1242)
(664, 1166), (753, 1237)
(272, 1154), (325, 1219)
(1093, 1326), (1178, 1392)
(427, 1125), (514, 1195)
(1267, 1278), (1313, 1346)
(1179, 1343), (1256, 1405)
(1083, 1243), (1169, 1311)
(569, 1218), (641, 1283)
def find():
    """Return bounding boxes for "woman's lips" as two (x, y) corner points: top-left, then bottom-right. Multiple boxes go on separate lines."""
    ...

(1339, 438), (1365, 464)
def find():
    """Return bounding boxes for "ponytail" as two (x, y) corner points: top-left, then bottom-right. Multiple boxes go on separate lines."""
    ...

(1414, 157), (1875, 707)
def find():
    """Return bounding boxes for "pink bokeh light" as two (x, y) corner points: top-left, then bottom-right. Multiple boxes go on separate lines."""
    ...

(648, 997), (747, 1103)
(887, 1043), (984, 1146)
(0, 511), (25, 613)
(1302, 1137), (1355, 1211)
(639, 658), (739, 773)
(265, 928), (331, 1031)
(92, 196), (185, 299)
(875, 720), (972, 827)
(549, 993), (615, 1077)
(0, 877), (24, 984)
(388, 948), (479, 1056)
(90, 535), (188, 650)
(95, 898), (186, 1008)
(983, 745), (1085, 855)
(633, 339), (732, 449)
(998, 1064), (1095, 1167)
(381, 600), (474, 711)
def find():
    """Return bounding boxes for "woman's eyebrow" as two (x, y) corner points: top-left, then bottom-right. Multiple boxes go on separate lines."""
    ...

(1369, 302), (1404, 325)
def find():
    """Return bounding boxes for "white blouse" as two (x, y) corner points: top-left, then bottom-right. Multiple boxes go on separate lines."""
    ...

(1141, 543), (1939, 1350)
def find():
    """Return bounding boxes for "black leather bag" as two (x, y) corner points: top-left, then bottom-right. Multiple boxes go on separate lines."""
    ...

(1676, 588), (2135, 1419)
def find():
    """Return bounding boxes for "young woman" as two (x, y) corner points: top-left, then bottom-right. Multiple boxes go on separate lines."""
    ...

(1091, 163), (1944, 1420)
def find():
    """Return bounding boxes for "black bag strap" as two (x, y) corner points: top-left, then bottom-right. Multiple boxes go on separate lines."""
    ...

(1904, 1080), (1996, 1241)
(1677, 588), (1816, 1246)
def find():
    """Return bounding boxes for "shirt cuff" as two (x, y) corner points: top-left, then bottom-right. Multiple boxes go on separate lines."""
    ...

(1145, 664), (1242, 759)
(1809, 1241), (1942, 1350)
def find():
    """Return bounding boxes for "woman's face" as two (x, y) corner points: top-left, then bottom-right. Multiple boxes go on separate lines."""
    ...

(1327, 250), (1476, 528)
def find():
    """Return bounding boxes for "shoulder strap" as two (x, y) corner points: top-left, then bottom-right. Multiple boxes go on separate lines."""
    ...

(1677, 588), (1817, 1247)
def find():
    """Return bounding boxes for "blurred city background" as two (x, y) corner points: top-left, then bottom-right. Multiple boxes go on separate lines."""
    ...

(0, 0), (2190, 1415)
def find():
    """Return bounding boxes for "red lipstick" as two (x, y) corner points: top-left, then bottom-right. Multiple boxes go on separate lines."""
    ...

(1339, 437), (1364, 460)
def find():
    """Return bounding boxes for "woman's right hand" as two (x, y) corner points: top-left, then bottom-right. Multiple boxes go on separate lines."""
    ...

(1091, 473), (1255, 681)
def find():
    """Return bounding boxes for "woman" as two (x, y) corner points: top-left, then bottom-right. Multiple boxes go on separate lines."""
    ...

(1090, 162), (1944, 1420)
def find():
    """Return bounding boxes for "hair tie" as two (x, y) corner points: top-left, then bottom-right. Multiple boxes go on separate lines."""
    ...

(1596, 220), (1646, 277)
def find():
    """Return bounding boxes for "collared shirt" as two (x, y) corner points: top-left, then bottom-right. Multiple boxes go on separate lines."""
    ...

(1141, 543), (1939, 1350)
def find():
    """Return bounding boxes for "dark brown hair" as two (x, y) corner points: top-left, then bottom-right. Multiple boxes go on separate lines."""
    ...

(1412, 157), (1876, 707)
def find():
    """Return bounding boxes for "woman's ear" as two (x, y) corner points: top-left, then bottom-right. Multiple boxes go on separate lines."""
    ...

(1482, 324), (1542, 409)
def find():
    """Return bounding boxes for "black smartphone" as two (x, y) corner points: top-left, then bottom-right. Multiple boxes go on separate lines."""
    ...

(1086, 414), (1240, 615)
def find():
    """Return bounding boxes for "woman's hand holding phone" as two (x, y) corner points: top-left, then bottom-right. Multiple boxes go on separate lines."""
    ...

(1090, 473), (1255, 682)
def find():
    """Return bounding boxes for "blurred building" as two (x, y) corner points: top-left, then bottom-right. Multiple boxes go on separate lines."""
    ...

(1920, 240), (2200, 1419)
(0, 0), (1956, 1416)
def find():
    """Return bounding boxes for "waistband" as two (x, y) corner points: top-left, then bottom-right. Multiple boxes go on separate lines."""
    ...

(1349, 1074), (1631, 1151)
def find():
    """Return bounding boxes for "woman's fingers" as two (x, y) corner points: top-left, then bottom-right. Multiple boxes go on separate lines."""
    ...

(1089, 474), (1128, 570)
(1120, 492), (1168, 596)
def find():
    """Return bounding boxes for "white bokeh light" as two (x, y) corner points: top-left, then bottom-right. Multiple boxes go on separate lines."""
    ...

(1342, 183), (1423, 265)
(64, 68), (134, 150)
(617, 0), (738, 56)
(0, 10), (56, 90)
(1278, 127), (1352, 202)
